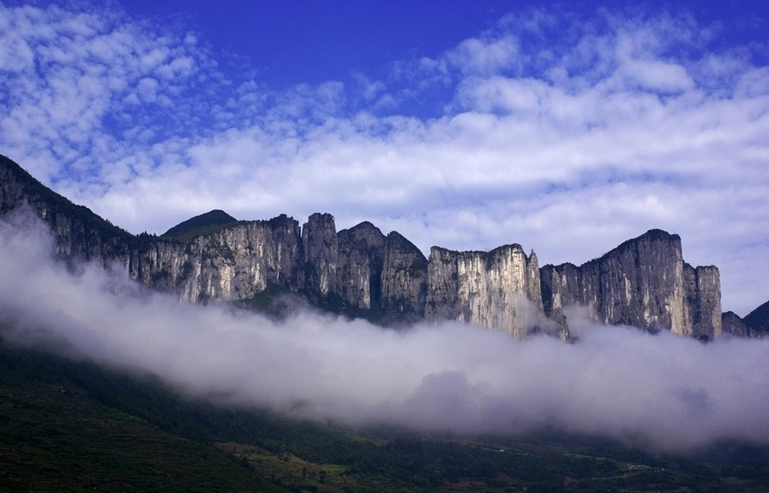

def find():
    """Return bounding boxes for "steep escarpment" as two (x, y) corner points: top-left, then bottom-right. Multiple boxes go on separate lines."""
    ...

(380, 232), (428, 316)
(426, 245), (556, 338)
(0, 155), (131, 263)
(0, 154), (741, 339)
(540, 230), (722, 340)
(336, 221), (386, 311)
(129, 214), (304, 302)
(301, 213), (339, 299)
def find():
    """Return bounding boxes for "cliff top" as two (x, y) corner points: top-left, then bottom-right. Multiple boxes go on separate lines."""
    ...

(430, 243), (525, 257)
(542, 229), (681, 271)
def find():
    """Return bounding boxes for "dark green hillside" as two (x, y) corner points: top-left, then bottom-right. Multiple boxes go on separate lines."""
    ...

(0, 339), (289, 493)
(161, 209), (239, 240)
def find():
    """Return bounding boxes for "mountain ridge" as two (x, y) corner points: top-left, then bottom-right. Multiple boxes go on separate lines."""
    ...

(1, 154), (764, 338)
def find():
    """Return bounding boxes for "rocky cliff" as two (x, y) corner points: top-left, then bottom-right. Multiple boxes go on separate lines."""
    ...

(540, 230), (722, 339)
(0, 154), (742, 339)
(130, 214), (304, 302)
(336, 221), (386, 311)
(425, 245), (560, 338)
(380, 232), (428, 317)
(0, 155), (132, 263)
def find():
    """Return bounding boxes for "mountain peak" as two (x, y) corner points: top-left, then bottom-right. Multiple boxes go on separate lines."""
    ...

(161, 210), (238, 240)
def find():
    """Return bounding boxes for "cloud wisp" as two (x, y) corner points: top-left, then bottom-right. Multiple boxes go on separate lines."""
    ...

(1, 212), (769, 453)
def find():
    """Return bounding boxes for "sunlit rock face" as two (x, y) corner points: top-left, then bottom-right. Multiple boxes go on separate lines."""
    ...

(425, 245), (545, 339)
(540, 230), (722, 340)
(0, 154), (733, 340)
(129, 215), (303, 302)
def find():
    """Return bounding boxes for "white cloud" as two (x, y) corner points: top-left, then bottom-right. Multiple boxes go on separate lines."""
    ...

(617, 58), (694, 93)
(0, 3), (215, 181)
(136, 77), (160, 102)
(2, 212), (769, 451)
(446, 34), (521, 76)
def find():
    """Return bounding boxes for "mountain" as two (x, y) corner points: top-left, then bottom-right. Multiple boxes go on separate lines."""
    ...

(0, 155), (132, 263)
(722, 301), (769, 338)
(541, 230), (721, 340)
(743, 300), (769, 334)
(161, 209), (239, 240)
(0, 154), (753, 340)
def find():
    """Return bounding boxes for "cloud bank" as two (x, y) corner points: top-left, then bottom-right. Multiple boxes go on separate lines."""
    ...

(1, 213), (769, 453)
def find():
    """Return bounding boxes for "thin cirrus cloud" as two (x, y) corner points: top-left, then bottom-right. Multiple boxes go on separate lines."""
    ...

(2, 211), (769, 452)
(0, 3), (768, 315)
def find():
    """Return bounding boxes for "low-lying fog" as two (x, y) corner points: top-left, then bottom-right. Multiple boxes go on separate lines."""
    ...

(1, 211), (768, 452)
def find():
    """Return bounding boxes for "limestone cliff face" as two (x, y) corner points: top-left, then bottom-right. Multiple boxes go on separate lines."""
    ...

(380, 232), (428, 315)
(686, 265), (722, 339)
(129, 215), (303, 302)
(425, 245), (545, 338)
(0, 154), (735, 339)
(540, 230), (722, 339)
(302, 213), (338, 298)
(337, 222), (386, 310)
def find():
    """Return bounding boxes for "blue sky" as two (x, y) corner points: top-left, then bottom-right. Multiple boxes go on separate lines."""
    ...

(124, 0), (510, 88)
(1, 0), (768, 315)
